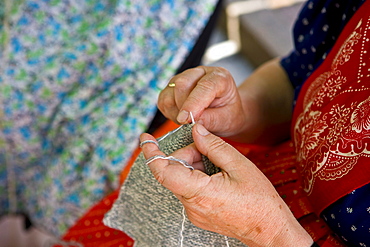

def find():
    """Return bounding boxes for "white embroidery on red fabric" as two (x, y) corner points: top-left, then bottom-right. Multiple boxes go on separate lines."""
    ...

(294, 17), (370, 194)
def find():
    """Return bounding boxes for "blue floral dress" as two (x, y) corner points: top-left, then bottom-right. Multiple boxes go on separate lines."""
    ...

(0, 0), (217, 236)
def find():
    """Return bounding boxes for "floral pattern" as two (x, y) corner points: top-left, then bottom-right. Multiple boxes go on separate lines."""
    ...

(293, 16), (370, 197)
(0, 0), (217, 236)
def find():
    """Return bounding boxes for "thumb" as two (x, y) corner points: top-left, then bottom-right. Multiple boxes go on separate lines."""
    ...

(192, 123), (250, 175)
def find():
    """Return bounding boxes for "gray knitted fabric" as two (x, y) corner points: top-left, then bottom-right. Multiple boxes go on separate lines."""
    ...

(103, 124), (247, 247)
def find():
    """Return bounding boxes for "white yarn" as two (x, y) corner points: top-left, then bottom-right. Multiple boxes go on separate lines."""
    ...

(225, 236), (230, 247)
(190, 112), (195, 124)
(139, 140), (159, 148)
(179, 206), (186, 247)
(145, 155), (195, 170)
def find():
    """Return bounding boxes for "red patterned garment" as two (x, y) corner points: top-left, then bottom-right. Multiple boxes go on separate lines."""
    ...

(236, 1), (370, 245)
(291, 0), (370, 216)
(289, 0), (370, 245)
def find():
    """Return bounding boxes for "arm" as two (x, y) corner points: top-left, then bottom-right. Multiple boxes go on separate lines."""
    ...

(231, 57), (294, 144)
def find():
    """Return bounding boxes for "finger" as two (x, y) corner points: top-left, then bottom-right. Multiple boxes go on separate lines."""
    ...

(140, 134), (203, 168)
(190, 161), (205, 172)
(158, 67), (205, 124)
(140, 133), (167, 160)
(172, 68), (206, 113)
(158, 89), (180, 123)
(199, 103), (246, 138)
(177, 67), (236, 125)
(171, 143), (205, 172)
(140, 133), (209, 196)
(192, 124), (252, 176)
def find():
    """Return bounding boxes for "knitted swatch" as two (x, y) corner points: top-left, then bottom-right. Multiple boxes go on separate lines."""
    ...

(104, 124), (247, 246)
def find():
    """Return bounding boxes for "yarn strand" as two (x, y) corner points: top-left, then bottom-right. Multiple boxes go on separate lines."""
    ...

(179, 206), (186, 247)
(145, 155), (194, 170)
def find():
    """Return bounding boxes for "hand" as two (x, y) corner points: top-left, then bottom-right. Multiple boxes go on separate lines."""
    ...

(158, 66), (248, 138)
(140, 124), (313, 247)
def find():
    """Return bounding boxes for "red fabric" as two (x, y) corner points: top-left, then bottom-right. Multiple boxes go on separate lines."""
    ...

(244, 141), (335, 245)
(54, 191), (134, 247)
(291, 0), (370, 215)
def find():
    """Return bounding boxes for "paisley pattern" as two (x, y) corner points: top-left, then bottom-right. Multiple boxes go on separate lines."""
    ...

(0, 0), (217, 237)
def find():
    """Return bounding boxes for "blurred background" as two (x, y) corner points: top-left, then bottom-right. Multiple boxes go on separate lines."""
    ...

(204, 0), (304, 85)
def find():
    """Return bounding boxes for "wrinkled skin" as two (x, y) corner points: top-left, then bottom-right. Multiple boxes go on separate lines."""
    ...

(142, 59), (313, 246)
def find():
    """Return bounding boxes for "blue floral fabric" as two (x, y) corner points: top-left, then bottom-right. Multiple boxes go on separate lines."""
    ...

(0, 0), (217, 236)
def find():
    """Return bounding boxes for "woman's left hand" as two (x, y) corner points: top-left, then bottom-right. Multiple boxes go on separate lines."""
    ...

(140, 124), (313, 247)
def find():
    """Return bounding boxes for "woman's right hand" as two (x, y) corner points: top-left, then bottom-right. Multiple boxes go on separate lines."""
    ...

(158, 59), (295, 145)
(158, 66), (248, 139)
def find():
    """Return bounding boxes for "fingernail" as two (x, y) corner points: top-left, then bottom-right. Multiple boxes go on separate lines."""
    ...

(196, 124), (209, 136)
(177, 110), (189, 123)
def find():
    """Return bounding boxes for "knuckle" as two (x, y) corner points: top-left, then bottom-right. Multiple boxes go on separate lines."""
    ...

(192, 196), (212, 211)
(207, 137), (229, 156)
(158, 91), (175, 110)
(186, 193), (213, 213)
(152, 170), (166, 186)
(211, 66), (231, 79)
(157, 93), (165, 109)
(158, 90), (169, 105)
(197, 68), (233, 92)
(173, 75), (194, 89)
(162, 94), (174, 108)
(204, 113), (217, 131)
(212, 67), (235, 86)
(197, 78), (217, 94)
(213, 66), (228, 75)
(158, 88), (166, 99)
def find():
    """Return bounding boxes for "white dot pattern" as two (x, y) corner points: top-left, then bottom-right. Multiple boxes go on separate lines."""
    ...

(321, 184), (370, 246)
(280, 0), (366, 103)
